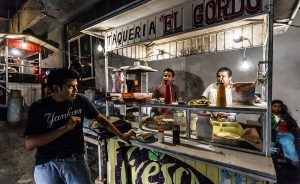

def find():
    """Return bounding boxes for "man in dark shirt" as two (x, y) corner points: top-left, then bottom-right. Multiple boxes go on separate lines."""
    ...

(24, 67), (135, 184)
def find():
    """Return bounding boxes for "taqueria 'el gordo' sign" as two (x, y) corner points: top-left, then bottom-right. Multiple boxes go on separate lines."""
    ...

(106, 0), (263, 51)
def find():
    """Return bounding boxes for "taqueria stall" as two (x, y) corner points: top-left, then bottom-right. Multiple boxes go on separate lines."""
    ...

(82, 0), (276, 183)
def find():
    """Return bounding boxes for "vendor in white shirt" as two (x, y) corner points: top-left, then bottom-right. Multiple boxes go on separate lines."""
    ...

(201, 67), (233, 105)
(201, 67), (234, 121)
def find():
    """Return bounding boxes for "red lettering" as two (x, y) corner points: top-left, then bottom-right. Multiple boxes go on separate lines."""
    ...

(193, 4), (204, 28)
(163, 11), (182, 35)
(245, 0), (262, 14)
(231, 0), (244, 19)
(217, 0), (230, 22)
(164, 14), (173, 34)
(173, 12), (182, 33)
(205, 0), (216, 25)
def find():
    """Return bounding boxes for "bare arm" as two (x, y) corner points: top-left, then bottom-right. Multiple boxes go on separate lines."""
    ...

(24, 116), (81, 151)
(95, 113), (134, 144)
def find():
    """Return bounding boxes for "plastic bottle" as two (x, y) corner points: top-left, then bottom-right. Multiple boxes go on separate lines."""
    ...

(172, 124), (180, 144)
(164, 83), (172, 104)
(158, 128), (165, 143)
(196, 112), (212, 141)
(216, 79), (226, 107)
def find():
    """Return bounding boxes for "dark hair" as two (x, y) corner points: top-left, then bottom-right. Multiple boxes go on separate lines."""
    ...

(272, 99), (287, 114)
(47, 67), (80, 92)
(164, 68), (175, 77)
(216, 67), (232, 77)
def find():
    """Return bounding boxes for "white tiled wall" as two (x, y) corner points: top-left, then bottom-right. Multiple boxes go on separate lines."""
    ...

(7, 83), (42, 106)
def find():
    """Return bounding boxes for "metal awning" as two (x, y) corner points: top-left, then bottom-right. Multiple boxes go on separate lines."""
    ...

(81, 0), (300, 37)
(114, 65), (157, 73)
(81, 0), (192, 37)
(0, 33), (60, 52)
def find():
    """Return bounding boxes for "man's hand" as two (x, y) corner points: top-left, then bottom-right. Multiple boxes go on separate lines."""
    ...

(24, 116), (82, 151)
(65, 116), (81, 131)
(120, 130), (136, 144)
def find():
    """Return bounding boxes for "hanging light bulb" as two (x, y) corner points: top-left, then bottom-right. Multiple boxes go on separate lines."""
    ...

(241, 58), (250, 70)
(233, 35), (243, 43)
(154, 49), (160, 55)
(241, 47), (250, 70)
(97, 44), (103, 52)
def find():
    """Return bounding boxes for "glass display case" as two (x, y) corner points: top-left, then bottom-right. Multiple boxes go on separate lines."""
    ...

(110, 101), (269, 155)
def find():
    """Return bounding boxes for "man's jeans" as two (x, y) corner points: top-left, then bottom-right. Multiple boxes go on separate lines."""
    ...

(34, 154), (93, 184)
(277, 132), (299, 162)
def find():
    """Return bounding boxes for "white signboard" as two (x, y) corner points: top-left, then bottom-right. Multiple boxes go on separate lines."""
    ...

(105, 0), (264, 51)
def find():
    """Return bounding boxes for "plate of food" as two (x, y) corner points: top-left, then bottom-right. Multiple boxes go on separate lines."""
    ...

(136, 132), (158, 143)
(145, 115), (175, 130)
(188, 99), (211, 106)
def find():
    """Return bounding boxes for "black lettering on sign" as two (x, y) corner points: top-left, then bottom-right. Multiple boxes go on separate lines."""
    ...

(129, 28), (135, 40)
(149, 21), (156, 36)
(123, 30), (128, 43)
(117, 32), (122, 45)
(112, 33), (117, 46)
(135, 26), (141, 39)
(142, 23), (147, 37)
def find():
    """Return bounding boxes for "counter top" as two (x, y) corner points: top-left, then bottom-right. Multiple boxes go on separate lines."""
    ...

(84, 123), (276, 183)
(128, 135), (276, 182)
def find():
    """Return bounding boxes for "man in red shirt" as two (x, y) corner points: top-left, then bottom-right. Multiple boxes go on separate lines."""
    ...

(271, 99), (300, 168)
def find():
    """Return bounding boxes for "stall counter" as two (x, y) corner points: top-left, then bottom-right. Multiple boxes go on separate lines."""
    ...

(106, 134), (276, 184)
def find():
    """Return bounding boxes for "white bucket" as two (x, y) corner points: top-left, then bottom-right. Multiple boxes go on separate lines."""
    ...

(7, 96), (23, 125)
(196, 113), (212, 141)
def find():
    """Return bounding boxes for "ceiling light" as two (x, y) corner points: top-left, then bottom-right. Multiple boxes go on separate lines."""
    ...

(154, 49), (160, 55)
(97, 44), (103, 52)
(240, 47), (250, 70)
(241, 58), (250, 70)
(233, 35), (243, 43)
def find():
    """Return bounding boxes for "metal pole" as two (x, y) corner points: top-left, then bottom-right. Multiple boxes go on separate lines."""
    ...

(98, 143), (103, 180)
(39, 52), (42, 77)
(266, 0), (274, 157)
(5, 46), (8, 106)
(105, 52), (108, 93)
(105, 52), (110, 117)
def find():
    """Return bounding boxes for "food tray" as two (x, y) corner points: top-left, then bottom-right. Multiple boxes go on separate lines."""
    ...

(136, 133), (158, 143)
